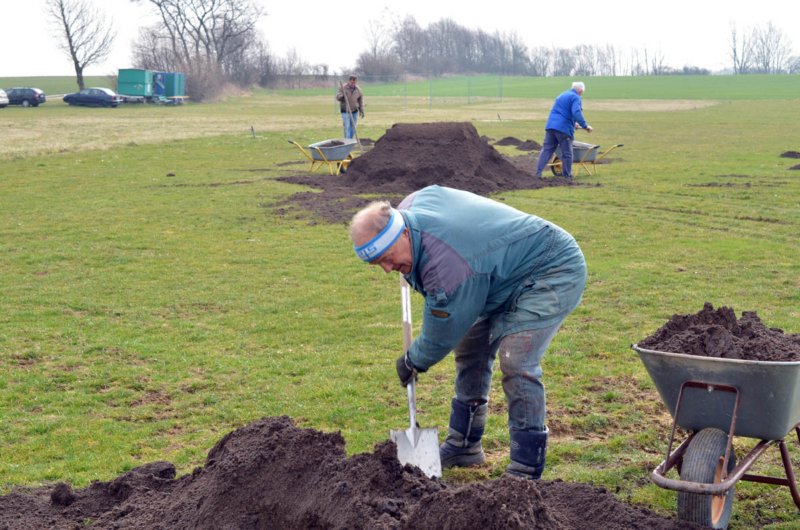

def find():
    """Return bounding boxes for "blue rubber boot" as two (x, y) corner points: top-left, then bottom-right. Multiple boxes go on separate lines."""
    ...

(439, 398), (488, 468)
(506, 428), (548, 479)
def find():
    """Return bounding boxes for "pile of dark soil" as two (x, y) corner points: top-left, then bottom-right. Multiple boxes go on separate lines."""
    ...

(638, 302), (800, 361)
(276, 122), (570, 224)
(779, 150), (800, 158)
(0, 416), (700, 530)
(493, 136), (542, 151)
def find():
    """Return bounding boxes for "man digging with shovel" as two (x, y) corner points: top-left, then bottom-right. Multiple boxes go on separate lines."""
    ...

(350, 185), (587, 480)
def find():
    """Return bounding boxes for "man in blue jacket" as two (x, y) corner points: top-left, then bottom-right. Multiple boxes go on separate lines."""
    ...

(534, 82), (593, 180)
(350, 186), (587, 480)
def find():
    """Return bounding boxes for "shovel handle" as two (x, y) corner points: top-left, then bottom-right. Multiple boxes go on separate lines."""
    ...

(401, 279), (412, 351)
(400, 278), (417, 429)
(407, 379), (417, 429)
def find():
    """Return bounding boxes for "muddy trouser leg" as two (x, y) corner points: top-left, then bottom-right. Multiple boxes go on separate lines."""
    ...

(556, 133), (574, 178)
(535, 130), (559, 176)
(441, 318), (495, 468)
(499, 323), (563, 479)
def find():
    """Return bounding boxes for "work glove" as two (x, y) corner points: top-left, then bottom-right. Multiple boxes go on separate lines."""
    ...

(358, 109), (365, 119)
(395, 352), (417, 387)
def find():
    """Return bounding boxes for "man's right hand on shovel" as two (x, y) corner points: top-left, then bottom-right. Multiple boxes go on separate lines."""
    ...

(395, 352), (418, 386)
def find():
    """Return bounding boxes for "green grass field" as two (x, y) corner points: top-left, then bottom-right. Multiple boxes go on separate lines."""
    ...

(1, 75), (799, 528)
(1, 76), (115, 96)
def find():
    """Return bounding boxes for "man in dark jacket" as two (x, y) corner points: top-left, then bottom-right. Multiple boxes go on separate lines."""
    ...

(350, 186), (587, 480)
(336, 75), (364, 139)
(534, 82), (593, 180)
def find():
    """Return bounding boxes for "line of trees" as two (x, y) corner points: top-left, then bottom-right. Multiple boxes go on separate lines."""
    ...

(47, 0), (800, 100)
(354, 14), (799, 79)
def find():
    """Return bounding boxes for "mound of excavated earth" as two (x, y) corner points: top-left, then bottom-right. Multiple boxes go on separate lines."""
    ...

(276, 122), (571, 223)
(0, 416), (700, 530)
(638, 302), (800, 361)
(339, 122), (544, 195)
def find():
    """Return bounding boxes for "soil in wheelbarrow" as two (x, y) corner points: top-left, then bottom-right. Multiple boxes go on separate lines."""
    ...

(638, 302), (800, 361)
(0, 416), (702, 530)
(275, 122), (581, 224)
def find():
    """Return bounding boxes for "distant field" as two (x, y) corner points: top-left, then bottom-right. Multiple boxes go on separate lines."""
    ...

(1, 76), (800, 528)
(5, 73), (799, 101)
(0, 76), (116, 96)
(268, 73), (800, 100)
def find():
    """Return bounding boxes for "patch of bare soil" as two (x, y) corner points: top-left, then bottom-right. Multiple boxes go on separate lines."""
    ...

(275, 122), (573, 224)
(0, 416), (702, 530)
(687, 182), (751, 188)
(790, 164), (800, 170)
(780, 151), (800, 159)
(638, 302), (800, 361)
(494, 136), (523, 146)
(493, 136), (541, 151)
(516, 140), (542, 151)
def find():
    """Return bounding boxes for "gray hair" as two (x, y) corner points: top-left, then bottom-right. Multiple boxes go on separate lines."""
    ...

(350, 200), (391, 244)
(572, 81), (585, 92)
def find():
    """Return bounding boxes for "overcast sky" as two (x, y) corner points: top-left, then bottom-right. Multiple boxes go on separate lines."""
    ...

(2, 0), (798, 77)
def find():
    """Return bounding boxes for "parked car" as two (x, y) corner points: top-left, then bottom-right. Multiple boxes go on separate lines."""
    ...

(0, 89), (8, 108)
(5, 87), (46, 107)
(63, 87), (122, 108)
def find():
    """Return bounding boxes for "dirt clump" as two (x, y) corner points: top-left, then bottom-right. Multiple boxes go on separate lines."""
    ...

(779, 150), (800, 158)
(276, 122), (570, 224)
(516, 140), (543, 151)
(494, 136), (523, 146)
(0, 416), (701, 530)
(638, 302), (800, 361)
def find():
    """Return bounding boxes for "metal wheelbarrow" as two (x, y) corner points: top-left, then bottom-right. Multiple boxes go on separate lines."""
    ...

(632, 344), (800, 529)
(287, 138), (357, 175)
(547, 141), (623, 177)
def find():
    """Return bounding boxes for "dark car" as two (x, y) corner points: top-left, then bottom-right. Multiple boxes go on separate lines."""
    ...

(5, 87), (46, 107)
(63, 87), (123, 108)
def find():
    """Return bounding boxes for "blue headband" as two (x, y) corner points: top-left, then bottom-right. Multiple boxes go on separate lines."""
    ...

(354, 208), (405, 262)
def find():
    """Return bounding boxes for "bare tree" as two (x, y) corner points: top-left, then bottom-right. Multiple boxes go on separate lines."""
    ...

(596, 44), (620, 76)
(572, 45), (597, 76)
(46, 0), (116, 90)
(529, 46), (551, 77)
(132, 0), (263, 70)
(551, 47), (575, 76)
(130, 0), (263, 99)
(751, 22), (792, 73)
(649, 48), (667, 75)
(391, 16), (426, 74)
(789, 55), (800, 74)
(504, 31), (531, 75)
(357, 10), (403, 79)
(729, 22), (753, 74)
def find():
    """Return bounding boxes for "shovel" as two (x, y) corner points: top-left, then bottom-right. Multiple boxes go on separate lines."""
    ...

(390, 278), (442, 478)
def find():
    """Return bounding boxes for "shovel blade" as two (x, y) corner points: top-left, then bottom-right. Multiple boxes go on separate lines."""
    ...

(391, 427), (442, 478)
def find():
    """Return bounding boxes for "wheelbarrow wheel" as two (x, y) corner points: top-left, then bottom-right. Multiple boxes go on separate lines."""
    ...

(550, 156), (563, 176)
(677, 428), (736, 529)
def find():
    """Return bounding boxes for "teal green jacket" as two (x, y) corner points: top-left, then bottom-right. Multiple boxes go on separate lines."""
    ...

(399, 186), (586, 371)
